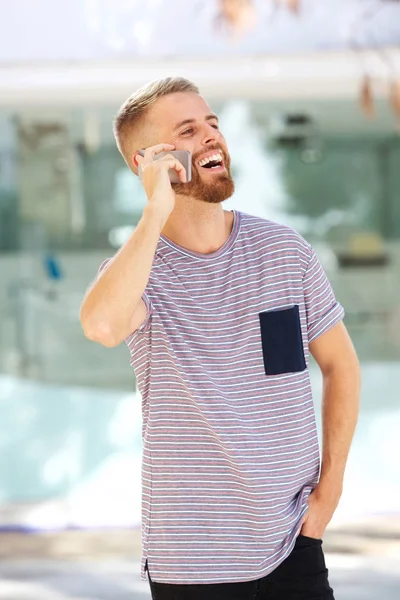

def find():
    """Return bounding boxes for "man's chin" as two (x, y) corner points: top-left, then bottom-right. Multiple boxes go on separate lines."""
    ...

(173, 175), (234, 203)
(197, 180), (234, 204)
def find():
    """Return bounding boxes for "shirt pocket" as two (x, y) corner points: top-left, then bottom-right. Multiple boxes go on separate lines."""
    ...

(258, 305), (307, 376)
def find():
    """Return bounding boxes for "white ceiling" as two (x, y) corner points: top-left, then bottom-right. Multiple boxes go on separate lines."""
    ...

(1, 49), (399, 109)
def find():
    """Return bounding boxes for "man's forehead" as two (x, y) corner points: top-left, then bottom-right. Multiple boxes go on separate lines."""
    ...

(149, 92), (213, 127)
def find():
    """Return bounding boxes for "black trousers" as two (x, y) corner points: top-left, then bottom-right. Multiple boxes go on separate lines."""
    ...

(148, 534), (335, 600)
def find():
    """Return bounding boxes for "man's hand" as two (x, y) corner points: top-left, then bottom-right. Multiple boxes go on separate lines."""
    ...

(135, 143), (187, 228)
(300, 481), (342, 539)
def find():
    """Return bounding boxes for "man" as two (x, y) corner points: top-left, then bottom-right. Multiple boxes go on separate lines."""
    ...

(80, 77), (360, 600)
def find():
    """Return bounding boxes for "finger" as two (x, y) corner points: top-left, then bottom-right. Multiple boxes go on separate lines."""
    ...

(143, 144), (175, 164)
(156, 157), (187, 183)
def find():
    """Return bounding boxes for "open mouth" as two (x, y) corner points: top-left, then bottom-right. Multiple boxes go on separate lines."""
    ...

(198, 152), (225, 170)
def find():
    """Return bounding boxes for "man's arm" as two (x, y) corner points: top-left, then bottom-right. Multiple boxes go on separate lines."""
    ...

(80, 143), (185, 347)
(301, 321), (361, 538)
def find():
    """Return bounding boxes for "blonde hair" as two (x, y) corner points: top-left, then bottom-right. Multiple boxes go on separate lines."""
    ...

(114, 77), (199, 167)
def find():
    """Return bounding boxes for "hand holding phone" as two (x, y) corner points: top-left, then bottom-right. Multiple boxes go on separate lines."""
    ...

(135, 144), (189, 226)
(138, 149), (192, 183)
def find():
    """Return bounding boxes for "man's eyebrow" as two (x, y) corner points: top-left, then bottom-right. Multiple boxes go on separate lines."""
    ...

(173, 114), (219, 131)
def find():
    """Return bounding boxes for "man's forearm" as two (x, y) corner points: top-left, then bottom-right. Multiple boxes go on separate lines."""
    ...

(319, 359), (361, 495)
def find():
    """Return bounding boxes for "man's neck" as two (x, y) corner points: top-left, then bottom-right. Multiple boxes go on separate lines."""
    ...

(161, 199), (234, 255)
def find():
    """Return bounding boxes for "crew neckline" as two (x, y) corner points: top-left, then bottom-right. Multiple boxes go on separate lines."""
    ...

(159, 210), (241, 260)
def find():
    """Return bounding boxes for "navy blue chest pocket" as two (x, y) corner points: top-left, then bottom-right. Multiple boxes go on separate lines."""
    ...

(258, 305), (307, 376)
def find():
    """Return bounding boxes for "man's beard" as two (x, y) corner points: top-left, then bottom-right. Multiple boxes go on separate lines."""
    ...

(172, 147), (235, 204)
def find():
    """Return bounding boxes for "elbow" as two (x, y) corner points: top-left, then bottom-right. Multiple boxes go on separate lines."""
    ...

(323, 355), (360, 380)
(82, 322), (121, 347)
(80, 308), (120, 348)
(323, 352), (361, 387)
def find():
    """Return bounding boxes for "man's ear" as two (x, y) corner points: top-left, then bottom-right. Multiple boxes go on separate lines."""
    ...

(131, 151), (140, 175)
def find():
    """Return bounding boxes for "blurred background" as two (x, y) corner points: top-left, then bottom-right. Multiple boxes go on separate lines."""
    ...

(0, 0), (400, 598)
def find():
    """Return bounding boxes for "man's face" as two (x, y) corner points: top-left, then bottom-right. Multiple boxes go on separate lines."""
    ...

(144, 92), (234, 204)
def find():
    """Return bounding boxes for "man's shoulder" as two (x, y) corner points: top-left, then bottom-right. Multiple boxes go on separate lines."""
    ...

(238, 211), (310, 250)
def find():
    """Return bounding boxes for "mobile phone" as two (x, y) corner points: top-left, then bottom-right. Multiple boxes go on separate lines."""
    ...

(138, 149), (192, 183)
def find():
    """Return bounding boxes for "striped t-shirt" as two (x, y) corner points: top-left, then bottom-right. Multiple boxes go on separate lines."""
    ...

(101, 210), (344, 585)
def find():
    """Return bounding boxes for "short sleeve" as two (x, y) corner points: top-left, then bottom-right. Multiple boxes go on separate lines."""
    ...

(97, 257), (153, 343)
(302, 246), (344, 343)
(98, 257), (112, 275)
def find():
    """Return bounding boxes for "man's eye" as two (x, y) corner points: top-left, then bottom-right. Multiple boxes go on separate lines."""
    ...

(211, 124), (219, 130)
(181, 128), (194, 136)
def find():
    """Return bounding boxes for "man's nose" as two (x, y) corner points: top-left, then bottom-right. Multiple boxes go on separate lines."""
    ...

(202, 124), (219, 145)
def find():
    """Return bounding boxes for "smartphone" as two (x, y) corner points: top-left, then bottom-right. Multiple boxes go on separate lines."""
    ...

(138, 149), (192, 183)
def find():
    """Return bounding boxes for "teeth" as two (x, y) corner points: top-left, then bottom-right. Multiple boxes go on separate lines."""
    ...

(198, 153), (222, 167)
